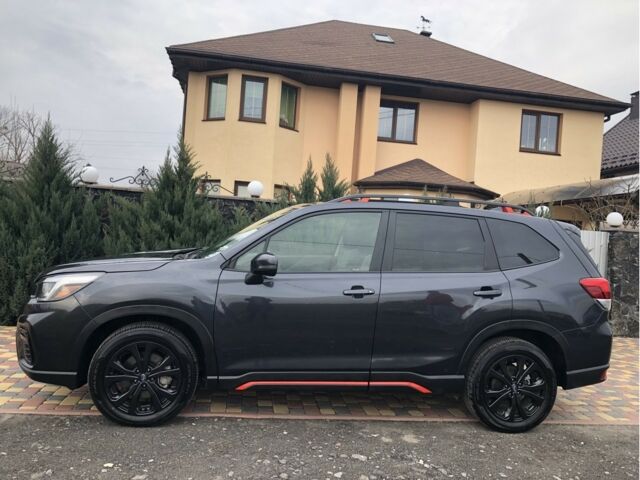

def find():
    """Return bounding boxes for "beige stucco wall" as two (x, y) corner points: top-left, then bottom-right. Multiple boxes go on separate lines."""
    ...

(183, 69), (339, 198)
(375, 97), (472, 181)
(183, 70), (606, 200)
(470, 99), (605, 195)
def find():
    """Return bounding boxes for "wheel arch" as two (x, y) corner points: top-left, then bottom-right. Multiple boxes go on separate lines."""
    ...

(75, 305), (215, 386)
(458, 320), (569, 387)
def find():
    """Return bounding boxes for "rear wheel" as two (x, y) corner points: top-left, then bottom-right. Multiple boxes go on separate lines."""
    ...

(89, 322), (198, 427)
(464, 337), (557, 433)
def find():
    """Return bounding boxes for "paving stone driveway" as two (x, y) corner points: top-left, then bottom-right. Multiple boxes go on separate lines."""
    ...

(0, 326), (637, 425)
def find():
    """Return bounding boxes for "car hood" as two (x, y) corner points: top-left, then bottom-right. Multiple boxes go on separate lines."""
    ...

(41, 248), (199, 276)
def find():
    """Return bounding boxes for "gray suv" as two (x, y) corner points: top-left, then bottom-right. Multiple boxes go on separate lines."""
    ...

(17, 194), (612, 432)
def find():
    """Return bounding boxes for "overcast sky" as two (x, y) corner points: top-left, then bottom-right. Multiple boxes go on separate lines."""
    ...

(0, 0), (637, 182)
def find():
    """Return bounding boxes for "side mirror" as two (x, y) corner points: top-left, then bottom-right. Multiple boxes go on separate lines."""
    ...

(245, 252), (277, 284)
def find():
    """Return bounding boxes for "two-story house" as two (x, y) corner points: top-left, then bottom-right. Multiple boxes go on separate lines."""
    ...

(166, 20), (628, 199)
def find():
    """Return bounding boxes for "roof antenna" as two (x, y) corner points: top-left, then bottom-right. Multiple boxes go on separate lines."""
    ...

(419, 16), (432, 37)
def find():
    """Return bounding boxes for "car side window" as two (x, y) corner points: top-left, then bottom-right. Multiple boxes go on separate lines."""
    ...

(487, 218), (559, 269)
(391, 213), (486, 272)
(235, 212), (382, 273)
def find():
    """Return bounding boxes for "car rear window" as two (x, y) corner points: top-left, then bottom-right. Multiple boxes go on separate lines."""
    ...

(391, 213), (486, 272)
(488, 219), (559, 269)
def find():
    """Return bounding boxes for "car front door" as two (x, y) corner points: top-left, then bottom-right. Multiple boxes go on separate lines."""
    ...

(371, 211), (512, 392)
(214, 210), (387, 389)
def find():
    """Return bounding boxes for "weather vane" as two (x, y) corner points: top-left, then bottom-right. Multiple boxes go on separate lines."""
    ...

(419, 16), (432, 37)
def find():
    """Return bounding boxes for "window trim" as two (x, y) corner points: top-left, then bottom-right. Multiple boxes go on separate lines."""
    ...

(234, 180), (250, 197)
(519, 110), (562, 155)
(279, 82), (299, 131)
(227, 209), (390, 274)
(381, 211), (498, 273)
(204, 74), (228, 121)
(377, 100), (419, 144)
(239, 75), (269, 123)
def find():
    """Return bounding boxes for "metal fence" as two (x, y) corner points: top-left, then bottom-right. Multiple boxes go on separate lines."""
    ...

(580, 230), (610, 276)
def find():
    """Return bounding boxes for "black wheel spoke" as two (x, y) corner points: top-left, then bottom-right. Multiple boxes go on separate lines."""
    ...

(127, 383), (143, 414)
(112, 382), (139, 406)
(146, 383), (164, 411)
(516, 362), (536, 383)
(105, 374), (137, 384)
(519, 385), (545, 403)
(488, 368), (510, 385)
(112, 360), (136, 375)
(149, 382), (178, 401)
(148, 356), (172, 376)
(128, 345), (144, 371)
(149, 367), (181, 379)
(488, 391), (510, 409)
(514, 393), (529, 419)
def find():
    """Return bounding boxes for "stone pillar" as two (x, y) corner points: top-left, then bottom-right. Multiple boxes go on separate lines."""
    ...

(607, 231), (639, 337)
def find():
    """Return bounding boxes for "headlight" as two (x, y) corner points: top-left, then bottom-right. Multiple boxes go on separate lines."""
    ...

(37, 273), (104, 301)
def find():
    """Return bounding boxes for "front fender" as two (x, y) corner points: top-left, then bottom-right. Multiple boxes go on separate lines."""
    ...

(73, 304), (217, 382)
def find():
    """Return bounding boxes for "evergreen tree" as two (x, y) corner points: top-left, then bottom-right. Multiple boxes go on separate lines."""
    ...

(106, 135), (228, 253)
(0, 120), (102, 325)
(318, 153), (349, 201)
(290, 158), (317, 203)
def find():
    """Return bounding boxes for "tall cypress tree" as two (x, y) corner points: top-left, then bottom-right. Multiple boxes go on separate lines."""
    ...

(318, 153), (349, 201)
(106, 136), (228, 253)
(0, 120), (102, 325)
(290, 158), (317, 203)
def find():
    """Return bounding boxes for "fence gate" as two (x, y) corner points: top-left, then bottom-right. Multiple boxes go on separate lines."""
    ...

(580, 230), (610, 276)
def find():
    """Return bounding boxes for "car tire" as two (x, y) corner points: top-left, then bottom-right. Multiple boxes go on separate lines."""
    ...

(88, 322), (199, 427)
(464, 336), (557, 433)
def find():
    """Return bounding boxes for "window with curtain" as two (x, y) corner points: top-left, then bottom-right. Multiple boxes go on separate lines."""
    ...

(279, 83), (298, 129)
(206, 76), (227, 120)
(240, 76), (268, 122)
(377, 100), (418, 143)
(520, 111), (561, 154)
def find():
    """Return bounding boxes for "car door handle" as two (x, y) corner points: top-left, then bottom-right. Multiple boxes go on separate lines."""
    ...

(473, 288), (502, 298)
(343, 286), (376, 298)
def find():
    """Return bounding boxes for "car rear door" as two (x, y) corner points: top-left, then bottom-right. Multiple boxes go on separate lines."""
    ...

(371, 210), (512, 391)
(214, 209), (388, 389)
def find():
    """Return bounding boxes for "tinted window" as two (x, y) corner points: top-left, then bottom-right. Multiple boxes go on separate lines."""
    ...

(234, 212), (382, 273)
(392, 214), (485, 272)
(488, 219), (559, 269)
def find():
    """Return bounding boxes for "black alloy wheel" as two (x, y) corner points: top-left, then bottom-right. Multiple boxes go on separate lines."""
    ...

(465, 337), (557, 433)
(89, 322), (198, 426)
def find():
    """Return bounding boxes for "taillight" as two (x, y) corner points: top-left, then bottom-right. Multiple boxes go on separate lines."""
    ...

(579, 277), (612, 311)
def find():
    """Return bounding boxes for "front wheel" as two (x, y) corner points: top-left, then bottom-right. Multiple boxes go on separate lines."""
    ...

(464, 337), (557, 433)
(89, 322), (199, 427)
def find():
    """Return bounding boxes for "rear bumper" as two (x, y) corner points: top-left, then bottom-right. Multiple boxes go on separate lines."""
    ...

(564, 364), (609, 390)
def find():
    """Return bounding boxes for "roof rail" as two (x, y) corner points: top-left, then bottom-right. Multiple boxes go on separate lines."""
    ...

(330, 194), (534, 215)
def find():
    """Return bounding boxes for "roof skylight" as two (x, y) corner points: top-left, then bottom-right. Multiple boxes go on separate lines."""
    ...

(372, 33), (394, 44)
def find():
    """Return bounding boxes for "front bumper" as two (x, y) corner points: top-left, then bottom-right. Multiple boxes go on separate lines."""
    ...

(16, 295), (92, 389)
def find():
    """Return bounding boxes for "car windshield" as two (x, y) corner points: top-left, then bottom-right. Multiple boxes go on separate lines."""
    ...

(196, 204), (308, 258)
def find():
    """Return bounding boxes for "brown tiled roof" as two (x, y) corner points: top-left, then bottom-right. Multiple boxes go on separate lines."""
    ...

(601, 95), (639, 175)
(169, 20), (622, 108)
(353, 159), (498, 199)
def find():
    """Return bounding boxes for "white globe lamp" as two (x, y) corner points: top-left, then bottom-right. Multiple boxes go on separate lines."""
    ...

(247, 180), (264, 198)
(535, 205), (550, 217)
(79, 164), (99, 184)
(606, 211), (624, 228)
